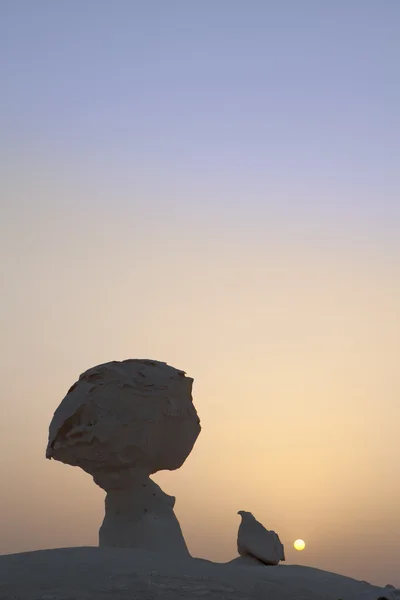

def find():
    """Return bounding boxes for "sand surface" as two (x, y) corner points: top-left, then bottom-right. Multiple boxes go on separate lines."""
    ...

(0, 546), (397, 600)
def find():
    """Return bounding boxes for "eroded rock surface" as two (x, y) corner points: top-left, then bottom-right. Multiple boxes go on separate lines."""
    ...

(46, 359), (201, 556)
(237, 510), (285, 566)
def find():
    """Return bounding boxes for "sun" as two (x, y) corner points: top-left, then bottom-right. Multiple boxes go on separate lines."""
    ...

(294, 539), (306, 551)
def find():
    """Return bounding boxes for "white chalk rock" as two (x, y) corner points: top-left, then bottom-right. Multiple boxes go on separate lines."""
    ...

(46, 359), (201, 556)
(98, 478), (189, 554)
(237, 511), (285, 566)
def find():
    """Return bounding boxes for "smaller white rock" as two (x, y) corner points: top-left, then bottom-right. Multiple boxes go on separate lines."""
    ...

(237, 510), (285, 566)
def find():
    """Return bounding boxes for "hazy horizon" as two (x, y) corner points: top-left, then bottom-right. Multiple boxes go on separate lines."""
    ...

(1, 0), (399, 588)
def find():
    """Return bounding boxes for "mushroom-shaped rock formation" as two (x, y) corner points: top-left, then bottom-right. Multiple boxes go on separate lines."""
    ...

(46, 359), (201, 556)
(237, 511), (285, 566)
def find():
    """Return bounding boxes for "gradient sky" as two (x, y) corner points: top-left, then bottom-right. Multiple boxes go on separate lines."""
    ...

(1, 0), (399, 588)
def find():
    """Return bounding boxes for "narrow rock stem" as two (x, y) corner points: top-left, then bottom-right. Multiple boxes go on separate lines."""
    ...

(99, 477), (190, 557)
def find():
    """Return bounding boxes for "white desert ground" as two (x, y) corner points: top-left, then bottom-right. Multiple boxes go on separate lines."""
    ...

(0, 546), (399, 600)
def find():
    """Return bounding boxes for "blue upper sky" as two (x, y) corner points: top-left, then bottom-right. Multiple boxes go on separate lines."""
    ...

(1, 1), (399, 234)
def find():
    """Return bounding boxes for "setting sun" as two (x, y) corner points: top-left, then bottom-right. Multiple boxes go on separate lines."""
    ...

(294, 539), (306, 551)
